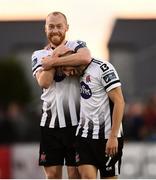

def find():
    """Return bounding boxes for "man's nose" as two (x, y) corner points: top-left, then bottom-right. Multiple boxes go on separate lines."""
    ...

(53, 27), (59, 33)
(71, 70), (74, 75)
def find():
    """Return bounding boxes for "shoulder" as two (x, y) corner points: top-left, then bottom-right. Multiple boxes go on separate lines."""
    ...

(32, 49), (49, 59)
(66, 40), (86, 46)
(31, 49), (51, 71)
(91, 58), (115, 71)
(65, 40), (87, 52)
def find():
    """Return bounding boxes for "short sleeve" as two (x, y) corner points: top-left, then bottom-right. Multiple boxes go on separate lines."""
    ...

(100, 61), (121, 92)
(65, 40), (87, 53)
(31, 50), (51, 77)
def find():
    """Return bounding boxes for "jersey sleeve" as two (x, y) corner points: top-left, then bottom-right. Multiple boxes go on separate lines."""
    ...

(65, 40), (87, 52)
(31, 51), (44, 77)
(100, 61), (121, 92)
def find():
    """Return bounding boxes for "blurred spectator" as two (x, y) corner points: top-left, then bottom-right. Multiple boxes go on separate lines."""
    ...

(143, 94), (156, 141)
(0, 105), (17, 144)
(123, 102), (145, 141)
(5, 102), (29, 142)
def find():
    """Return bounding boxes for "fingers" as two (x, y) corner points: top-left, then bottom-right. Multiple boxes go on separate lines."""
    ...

(53, 46), (71, 56)
(105, 147), (118, 157)
(41, 57), (51, 70)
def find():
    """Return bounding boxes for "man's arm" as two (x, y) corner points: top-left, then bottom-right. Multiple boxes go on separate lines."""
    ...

(35, 68), (55, 89)
(105, 86), (125, 156)
(42, 47), (91, 70)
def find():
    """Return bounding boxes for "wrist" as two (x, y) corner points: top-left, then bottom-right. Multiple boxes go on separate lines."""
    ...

(109, 134), (118, 138)
(51, 56), (59, 67)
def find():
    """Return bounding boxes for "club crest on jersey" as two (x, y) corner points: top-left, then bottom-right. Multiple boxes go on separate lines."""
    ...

(80, 81), (92, 99)
(86, 75), (91, 83)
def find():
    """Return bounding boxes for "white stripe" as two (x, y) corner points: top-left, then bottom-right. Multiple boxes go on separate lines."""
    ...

(40, 111), (47, 126)
(68, 84), (78, 126)
(82, 119), (89, 138)
(76, 119), (83, 136)
(115, 160), (119, 176)
(106, 156), (112, 166)
(49, 107), (57, 128)
(40, 101), (48, 127)
(92, 118), (99, 139)
(56, 93), (66, 128)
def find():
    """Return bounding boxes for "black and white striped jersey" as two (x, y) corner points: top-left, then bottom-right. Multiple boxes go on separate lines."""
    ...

(32, 40), (86, 128)
(76, 59), (123, 139)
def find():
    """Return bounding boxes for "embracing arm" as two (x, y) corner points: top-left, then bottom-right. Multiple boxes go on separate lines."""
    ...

(35, 68), (55, 89)
(52, 47), (91, 66)
(42, 47), (91, 70)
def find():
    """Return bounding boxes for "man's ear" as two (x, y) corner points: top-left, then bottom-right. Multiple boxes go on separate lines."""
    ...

(66, 24), (69, 31)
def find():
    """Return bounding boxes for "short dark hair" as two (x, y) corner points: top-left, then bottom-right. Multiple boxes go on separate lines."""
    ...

(47, 11), (68, 24)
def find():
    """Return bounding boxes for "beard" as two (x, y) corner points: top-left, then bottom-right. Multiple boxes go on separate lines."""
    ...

(47, 33), (65, 46)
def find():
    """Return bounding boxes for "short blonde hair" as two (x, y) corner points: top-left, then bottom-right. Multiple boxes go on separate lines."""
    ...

(46, 11), (68, 24)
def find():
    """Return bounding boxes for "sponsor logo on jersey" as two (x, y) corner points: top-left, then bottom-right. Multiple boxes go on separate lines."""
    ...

(103, 72), (117, 83)
(80, 81), (92, 99)
(32, 57), (37, 67)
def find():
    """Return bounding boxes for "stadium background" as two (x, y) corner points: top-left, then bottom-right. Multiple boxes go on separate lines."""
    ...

(0, 0), (156, 178)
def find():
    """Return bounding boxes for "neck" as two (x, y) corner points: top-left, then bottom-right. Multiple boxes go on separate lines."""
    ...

(50, 40), (67, 49)
(77, 65), (87, 75)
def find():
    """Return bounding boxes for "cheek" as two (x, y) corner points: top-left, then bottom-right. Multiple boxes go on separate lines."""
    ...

(46, 30), (51, 36)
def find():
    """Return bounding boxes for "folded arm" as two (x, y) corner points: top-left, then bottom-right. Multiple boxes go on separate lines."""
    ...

(42, 47), (91, 70)
(35, 68), (55, 89)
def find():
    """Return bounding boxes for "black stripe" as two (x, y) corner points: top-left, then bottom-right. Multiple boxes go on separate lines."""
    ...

(32, 64), (42, 72)
(109, 98), (114, 127)
(99, 122), (105, 139)
(75, 43), (87, 52)
(63, 104), (72, 127)
(54, 113), (60, 128)
(76, 103), (80, 123)
(92, 59), (103, 65)
(45, 110), (52, 127)
(87, 120), (94, 139)
(105, 80), (120, 90)
(77, 127), (83, 137)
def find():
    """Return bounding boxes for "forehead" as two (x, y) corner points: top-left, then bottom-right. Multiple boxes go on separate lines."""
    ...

(46, 14), (67, 25)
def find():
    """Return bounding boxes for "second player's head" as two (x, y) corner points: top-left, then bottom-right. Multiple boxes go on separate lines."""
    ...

(45, 11), (69, 47)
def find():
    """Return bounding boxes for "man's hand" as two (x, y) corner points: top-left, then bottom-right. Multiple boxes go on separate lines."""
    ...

(53, 45), (71, 57)
(105, 137), (118, 157)
(41, 55), (55, 70)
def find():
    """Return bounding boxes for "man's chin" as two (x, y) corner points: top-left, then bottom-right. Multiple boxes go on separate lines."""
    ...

(50, 37), (62, 46)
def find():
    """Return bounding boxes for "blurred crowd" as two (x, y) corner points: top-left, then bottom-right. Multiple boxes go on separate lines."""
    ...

(0, 93), (156, 144)
(123, 93), (156, 141)
(0, 101), (40, 144)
